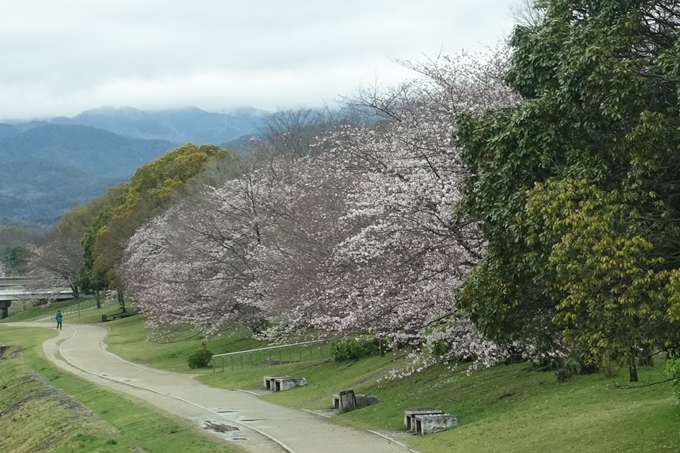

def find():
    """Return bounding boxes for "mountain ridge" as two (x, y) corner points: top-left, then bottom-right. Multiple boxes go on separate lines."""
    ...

(5, 106), (267, 145)
(0, 106), (267, 226)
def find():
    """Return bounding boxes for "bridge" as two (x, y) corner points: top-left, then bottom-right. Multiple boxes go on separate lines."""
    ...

(0, 277), (74, 319)
(0, 276), (39, 287)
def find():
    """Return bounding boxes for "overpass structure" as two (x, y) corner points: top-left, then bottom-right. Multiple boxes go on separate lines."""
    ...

(0, 277), (74, 319)
(0, 277), (39, 287)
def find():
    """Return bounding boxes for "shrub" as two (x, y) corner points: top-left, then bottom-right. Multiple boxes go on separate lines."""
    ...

(666, 357), (680, 400)
(187, 349), (213, 369)
(330, 336), (381, 362)
(431, 340), (451, 358)
(555, 359), (581, 383)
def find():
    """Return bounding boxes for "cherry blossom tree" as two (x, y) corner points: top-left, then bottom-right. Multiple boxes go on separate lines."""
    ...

(121, 48), (519, 368)
(121, 149), (300, 335)
(270, 49), (520, 364)
(27, 230), (83, 298)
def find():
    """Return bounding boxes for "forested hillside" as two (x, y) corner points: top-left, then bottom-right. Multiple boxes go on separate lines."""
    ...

(0, 159), (121, 225)
(0, 124), (174, 225)
(0, 124), (173, 178)
(0, 107), (269, 226)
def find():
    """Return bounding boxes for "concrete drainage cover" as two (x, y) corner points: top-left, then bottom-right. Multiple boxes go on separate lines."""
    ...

(191, 416), (248, 442)
(204, 420), (240, 433)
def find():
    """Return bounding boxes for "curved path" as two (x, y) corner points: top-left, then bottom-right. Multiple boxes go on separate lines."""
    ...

(5, 322), (411, 453)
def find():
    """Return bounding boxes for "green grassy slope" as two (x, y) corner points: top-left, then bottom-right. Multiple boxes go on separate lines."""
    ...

(97, 315), (680, 453)
(199, 352), (679, 453)
(0, 324), (242, 453)
(3, 306), (679, 452)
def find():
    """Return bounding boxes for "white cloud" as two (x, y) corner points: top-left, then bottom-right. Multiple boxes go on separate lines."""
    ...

(0, 0), (517, 120)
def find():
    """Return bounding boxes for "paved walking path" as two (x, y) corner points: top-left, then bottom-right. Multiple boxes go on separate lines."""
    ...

(6, 322), (411, 453)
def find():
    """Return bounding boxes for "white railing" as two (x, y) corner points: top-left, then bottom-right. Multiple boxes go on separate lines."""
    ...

(210, 339), (328, 372)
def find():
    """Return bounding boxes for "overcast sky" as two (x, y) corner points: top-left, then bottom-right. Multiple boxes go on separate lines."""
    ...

(0, 0), (517, 121)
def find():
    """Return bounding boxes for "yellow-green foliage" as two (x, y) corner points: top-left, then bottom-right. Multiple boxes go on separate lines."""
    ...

(90, 144), (236, 285)
(526, 178), (680, 366)
(455, 0), (680, 372)
(122, 143), (227, 214)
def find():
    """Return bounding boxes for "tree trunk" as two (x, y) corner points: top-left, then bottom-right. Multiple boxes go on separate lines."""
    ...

(117, 288), (126, 312)
(628, 356), (639, 382)
(94, 290), (101, 309)
(71, 284), (80, 299)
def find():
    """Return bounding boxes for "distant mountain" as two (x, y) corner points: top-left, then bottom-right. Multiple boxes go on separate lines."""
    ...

(12, 106), (268, 145)
(0, 124), (174, 225)
(0, 124), (16, 136)
(0, 106), (269, 226)
(0, 124), (174, 178)
(0, 159), (122, 225)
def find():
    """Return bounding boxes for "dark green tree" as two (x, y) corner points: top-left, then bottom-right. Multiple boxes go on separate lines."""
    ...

(78, 207), (113, 309)
(455, 0), (680, 380)
(91, 144), (236, 309)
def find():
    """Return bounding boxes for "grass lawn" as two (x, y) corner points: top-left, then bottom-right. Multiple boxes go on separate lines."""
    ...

(4, 305), (680, 452)
(112, 318), (680, 453)
(195, 348), (680, 452)
(102, 314), (268, 373)
(0, 323), (243, 453)
(102, 316), (680, 453)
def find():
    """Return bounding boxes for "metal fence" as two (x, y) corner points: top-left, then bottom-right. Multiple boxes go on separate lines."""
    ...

(57, 298), (119, 317)
(210, 339), (328, 372)
(8, 297), (118, 317)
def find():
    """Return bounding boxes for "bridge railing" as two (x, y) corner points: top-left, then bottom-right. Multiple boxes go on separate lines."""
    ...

(209, 339), (328, 372)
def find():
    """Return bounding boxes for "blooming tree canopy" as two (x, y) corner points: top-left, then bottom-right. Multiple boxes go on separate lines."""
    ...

(121, 48), (519, 367)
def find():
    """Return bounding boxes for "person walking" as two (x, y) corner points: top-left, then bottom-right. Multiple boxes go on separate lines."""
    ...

(55, 310), (63, 330)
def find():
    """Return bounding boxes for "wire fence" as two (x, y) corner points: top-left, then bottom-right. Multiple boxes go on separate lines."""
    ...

(210, 339), (329, 372)
(8, 297), (118, 317)
(57, 298), (119, 317)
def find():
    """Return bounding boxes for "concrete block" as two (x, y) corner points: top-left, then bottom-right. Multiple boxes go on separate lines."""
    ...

(275, 377), (306, 391)
(414, 413), (458, 434)
(263, 375), (290, 390)
(333, 390), (379, 411)
(404, 408), (443, 431)
(264, 376), (306, 392)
